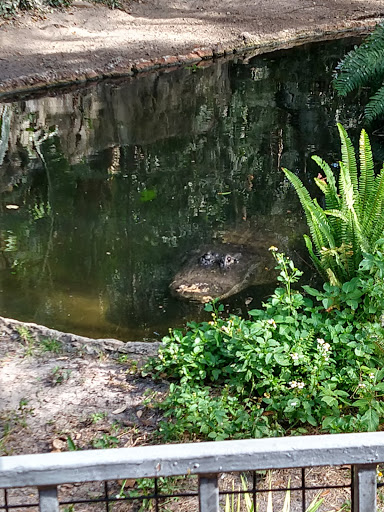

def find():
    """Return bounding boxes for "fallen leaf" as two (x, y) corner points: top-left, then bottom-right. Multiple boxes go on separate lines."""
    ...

(136, 410), (143, 418)
(52, 438), (65, 451)
(5, 204), (19, 210)
(112, 405), (127, 415)
(118, 478), (136, 488)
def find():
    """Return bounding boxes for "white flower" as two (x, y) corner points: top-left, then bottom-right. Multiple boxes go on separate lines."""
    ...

(267, 319), (277, 328)
(290, 352), (299, 361)
(323, 343), (331, 352)
(317, 338), (325, 345)
(358, 383), (366, 388)
(369, 373), (375, 380)
(289, 381), (298, 388)
(269, 246), (278, 252)
(297, 382), (305, 389)
(290, 401), (298, 407)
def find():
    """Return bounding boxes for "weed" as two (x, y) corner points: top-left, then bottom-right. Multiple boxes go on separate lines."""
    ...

(40, 337), (62, 353)
(63, 505), (76, 512)
(117, 354), (130, 364)
(16, 326), (35, 356)
(67, 435), (78, 451)
(90, 412), (108, 423)
(0, 398), (34, 453)
(49, 366), (71, 386)
(92, 433), (119, 449)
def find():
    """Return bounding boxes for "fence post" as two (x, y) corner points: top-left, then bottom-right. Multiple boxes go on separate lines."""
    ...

(38, 486), (59, 512)
(199, 473), (219, 512)
(352, 464), (377, 512)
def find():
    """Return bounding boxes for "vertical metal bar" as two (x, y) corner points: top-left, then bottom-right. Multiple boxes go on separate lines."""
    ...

(4, 489), (9, 512)
(252, 471), (257, 512)
(104, 481), (109, 512)
(199, 473), (219, 512)
(154, 477), (160, 512)
(301, 467), (306, 512)
(352, 464), (377, 512)
(38, 486), (59, 512)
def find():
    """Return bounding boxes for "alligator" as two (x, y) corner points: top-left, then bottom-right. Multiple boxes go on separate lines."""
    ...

(170, 241), (277, 303)
(169, 215), (306, 303)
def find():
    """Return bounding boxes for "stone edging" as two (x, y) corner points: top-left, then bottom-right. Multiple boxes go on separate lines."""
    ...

(0, 315), (160, 357)
(0, 18), (382, 98)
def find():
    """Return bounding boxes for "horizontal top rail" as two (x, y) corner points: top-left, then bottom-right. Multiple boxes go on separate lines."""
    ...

(1, 432), (384, 488)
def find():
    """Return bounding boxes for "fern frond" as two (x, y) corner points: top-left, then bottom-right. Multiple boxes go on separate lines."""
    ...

(365, 83), (384, 122)
(370, 212), (384, 246)
(311, 199), (336, 247)
(362, 165), (384, 241)
(324, 209), (349, 223)
(337, 124), (359, 209)
(282, 168), (336, 254)
(333, 23), (384, 95)
(303, 235), (325, 277)
(358, 128), (375, 213)
(312, 155), (339, 209)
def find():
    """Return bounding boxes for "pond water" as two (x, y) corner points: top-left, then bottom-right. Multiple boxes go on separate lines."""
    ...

(0, 38), (366, 341)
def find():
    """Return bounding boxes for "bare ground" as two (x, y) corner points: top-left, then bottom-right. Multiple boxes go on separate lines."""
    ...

(0, 316), (163, 456)
(0, 0), (384, 94)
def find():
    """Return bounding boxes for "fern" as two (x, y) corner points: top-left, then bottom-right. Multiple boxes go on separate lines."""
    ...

(283, 124), (384, 284)
(365, 84), (384, 122)
(334, 23), (384, 122)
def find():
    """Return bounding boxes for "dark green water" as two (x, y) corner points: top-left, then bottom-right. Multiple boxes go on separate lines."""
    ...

(0, 38), (366, 341)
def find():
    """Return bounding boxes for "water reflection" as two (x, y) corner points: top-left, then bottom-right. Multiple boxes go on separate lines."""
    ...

(0, 38), (364, 340)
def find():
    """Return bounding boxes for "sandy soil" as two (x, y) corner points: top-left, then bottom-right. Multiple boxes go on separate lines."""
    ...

(0, 317), (165, 456)
(0, 0), (384, 94)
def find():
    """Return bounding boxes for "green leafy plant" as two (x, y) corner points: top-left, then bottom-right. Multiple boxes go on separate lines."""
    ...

(16, 326), (35, 356)
(146, 248), (384, 441)
(49, 366), (71, 385)
(66, 435), (78, 451)
(40, 337), (62, 353)
(92, 433), (119, 449)
(0, 398), (35, 454)
(283, 124), (384, 284)
(333, 23), (384, 122)
(90, 412), (108, 423)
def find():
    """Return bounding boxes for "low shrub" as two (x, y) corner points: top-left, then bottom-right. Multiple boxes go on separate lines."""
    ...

(145, 246), (384, 441)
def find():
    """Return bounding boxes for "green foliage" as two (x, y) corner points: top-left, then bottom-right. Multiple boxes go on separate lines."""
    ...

(146, 249), (384, 441)
(0, 0), (42, 15)
(283, 124), (384, 284)
(66, 435), (78, 451)
(92, 0), (121, 8)
(40, 337), (62, 353)
(334, 23), (384, 122)
(16, 326), (35, 356)
(0, 0), (120, 17)
(45, 0), (72, 6)
(92, 433), (119, 449)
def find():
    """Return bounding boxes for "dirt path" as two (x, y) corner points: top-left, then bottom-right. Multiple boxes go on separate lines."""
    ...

(0, 0), (384, 95)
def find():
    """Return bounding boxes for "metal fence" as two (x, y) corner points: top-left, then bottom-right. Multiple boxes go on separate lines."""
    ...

(1, 431), (384, 511)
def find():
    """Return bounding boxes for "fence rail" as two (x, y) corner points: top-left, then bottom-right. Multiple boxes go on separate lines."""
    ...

(1, 431), (384, 511)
